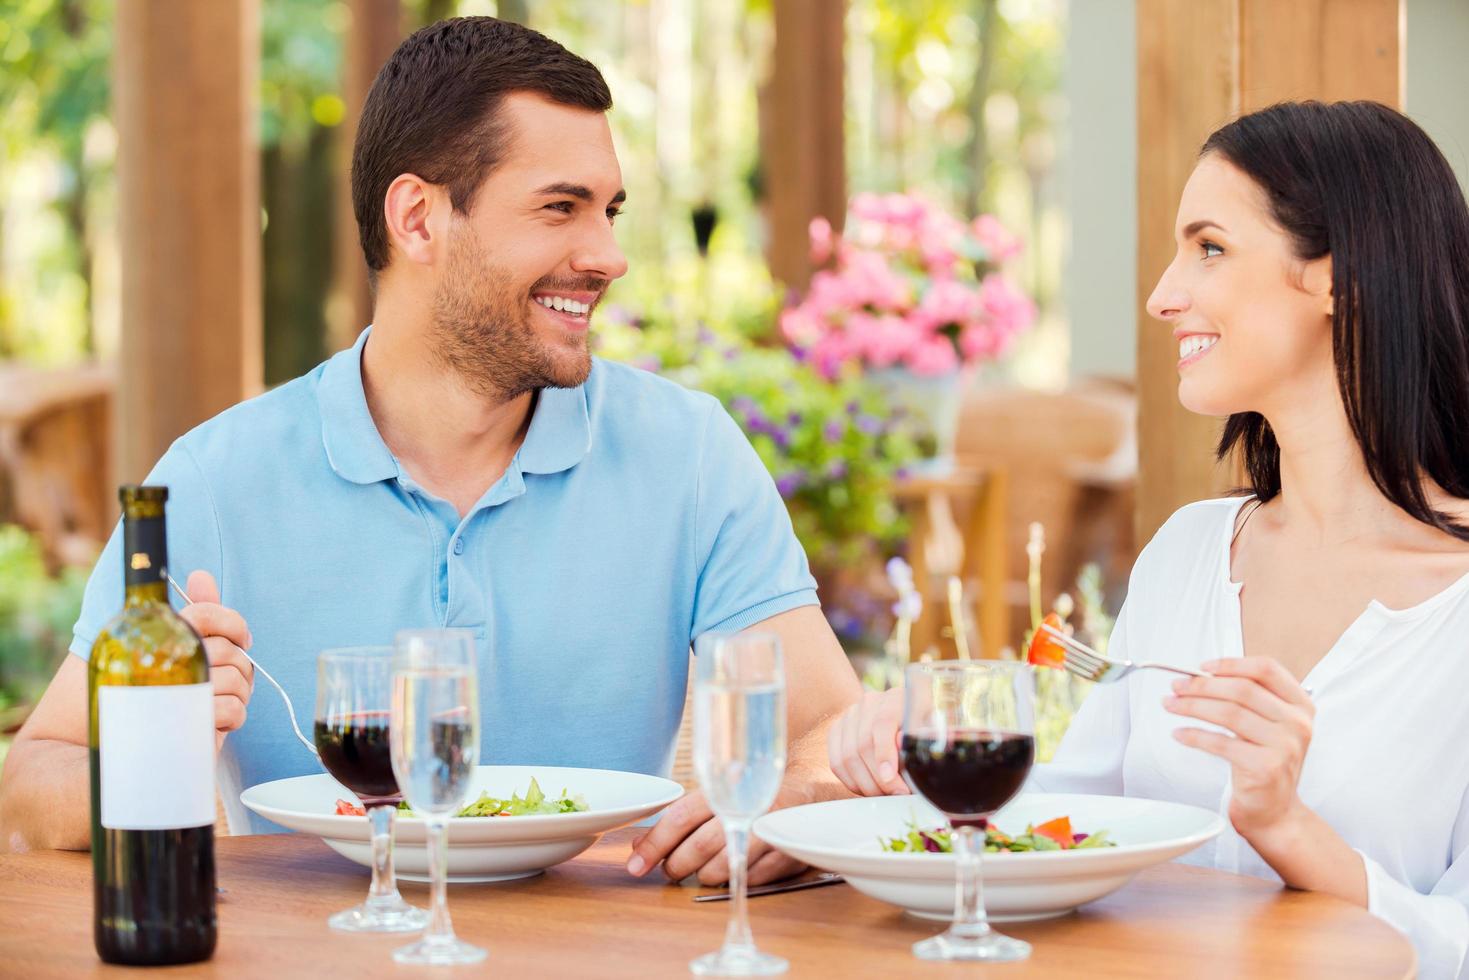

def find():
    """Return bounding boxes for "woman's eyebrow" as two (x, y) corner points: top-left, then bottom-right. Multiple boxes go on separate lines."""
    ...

(1182, 219), (1227, 237)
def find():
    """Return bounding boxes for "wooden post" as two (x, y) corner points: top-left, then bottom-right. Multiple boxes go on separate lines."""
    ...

(328, 0), (404, 353)
(764, 0), (847, 292)
(115, 0), (261, 485)
(1134, 0), (1402, 546)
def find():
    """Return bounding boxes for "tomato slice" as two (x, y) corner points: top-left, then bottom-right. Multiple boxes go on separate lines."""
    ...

(1033, 815), (1074, 848)
(335, 799), (366, 817)
(1026, 612), (1067, 669)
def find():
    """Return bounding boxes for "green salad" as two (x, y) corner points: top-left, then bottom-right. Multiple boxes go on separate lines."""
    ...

(334, 777), (588, 818)
(880, 815), (1116, 854)
(447, 778), (589, 817)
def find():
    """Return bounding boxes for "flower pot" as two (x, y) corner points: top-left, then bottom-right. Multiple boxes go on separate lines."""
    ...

(867, 367), (964, 467)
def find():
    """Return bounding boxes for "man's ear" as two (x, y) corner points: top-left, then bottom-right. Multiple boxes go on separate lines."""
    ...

(383, 173), (449, 269)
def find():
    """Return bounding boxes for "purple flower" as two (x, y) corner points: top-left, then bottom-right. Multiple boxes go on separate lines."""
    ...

(826, 460), (848, 480)
(772, 427), (792, 450)
(895, 466), (911, 481)
(856, 414), (882, 435)
(732, 396), (758, 416)
(845, 400), (861, 416)
(823, 420), (845, 441)
(775, 473), (803, 498)
(787, 411), (803, 427)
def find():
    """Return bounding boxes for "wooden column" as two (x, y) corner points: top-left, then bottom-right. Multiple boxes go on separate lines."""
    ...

(764, 0), (847, 292)
(1134, 0), (1402, 546)
(115, 0), (261, 484)
(328, 0), (404, 352)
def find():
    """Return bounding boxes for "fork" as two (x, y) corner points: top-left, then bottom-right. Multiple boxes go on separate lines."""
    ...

(1040, 622), (1207, 684)
(167, 573), (319, 756)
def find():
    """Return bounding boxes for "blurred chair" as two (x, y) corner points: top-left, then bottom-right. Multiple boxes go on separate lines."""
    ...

(953, 379), (1137, 650)
(0, 362), (115, 569)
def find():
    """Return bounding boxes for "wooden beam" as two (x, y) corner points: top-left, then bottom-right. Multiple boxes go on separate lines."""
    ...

(115, 0), (261, 485)
(1134, 0), (1403, 546)
(764, 0), (847, 292)
(328, 0), (404, 353)
(1134, 0), (1239, 544)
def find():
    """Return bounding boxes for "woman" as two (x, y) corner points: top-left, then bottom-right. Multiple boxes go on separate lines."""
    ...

(828, 100), (1469, 977)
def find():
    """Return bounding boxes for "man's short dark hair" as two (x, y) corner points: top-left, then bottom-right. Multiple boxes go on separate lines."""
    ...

(351, 17), (613, 278)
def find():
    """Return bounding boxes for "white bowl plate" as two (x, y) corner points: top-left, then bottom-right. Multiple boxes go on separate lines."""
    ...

(753, 793), (1224, 921)
(241, 765), (684, 883)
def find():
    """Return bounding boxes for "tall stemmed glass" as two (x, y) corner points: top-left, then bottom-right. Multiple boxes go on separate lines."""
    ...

(388, 628), (485, 966)
(314, 647), (428, 933)
(900, 661), (1036, 962)
(690, 632), (788, 977)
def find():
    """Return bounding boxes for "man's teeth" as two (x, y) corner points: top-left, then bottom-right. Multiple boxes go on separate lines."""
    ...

(1179, 335), (1218, 359)
(535, 295), (590, 316)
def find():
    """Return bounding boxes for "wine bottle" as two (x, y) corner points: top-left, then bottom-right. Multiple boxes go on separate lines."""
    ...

(88, 485), (217, 965)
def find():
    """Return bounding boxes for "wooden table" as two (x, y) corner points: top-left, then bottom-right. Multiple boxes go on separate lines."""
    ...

(0, 830), (1414, 977)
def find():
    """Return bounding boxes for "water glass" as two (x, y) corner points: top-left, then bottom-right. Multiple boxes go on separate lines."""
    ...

(900, 661), (1036, 962)
(314, 647), (427, 933)
(388, 628), (485, 966)
(690, 632), (788, 977)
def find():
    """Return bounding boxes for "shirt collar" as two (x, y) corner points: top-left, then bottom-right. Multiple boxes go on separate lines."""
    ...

(319, 326), (593, 485)
(515, 373), (593, 476)
(318, 327), (398, 485)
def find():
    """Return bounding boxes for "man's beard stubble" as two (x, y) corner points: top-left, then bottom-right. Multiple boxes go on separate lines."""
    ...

(429, 227), (595, 401)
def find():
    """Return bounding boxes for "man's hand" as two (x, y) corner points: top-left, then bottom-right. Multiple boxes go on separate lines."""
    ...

(625, 764), (843, 886)
(177, 571), (255, 750)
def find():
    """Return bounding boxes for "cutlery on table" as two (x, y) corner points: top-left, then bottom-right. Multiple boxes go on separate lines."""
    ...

(167, 573), (319, 756)
(693, 872), (844, 903)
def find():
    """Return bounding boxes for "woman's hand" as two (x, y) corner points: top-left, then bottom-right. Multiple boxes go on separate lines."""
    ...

(826, 688), (910, 797)
(1164, 656), (1315, 839)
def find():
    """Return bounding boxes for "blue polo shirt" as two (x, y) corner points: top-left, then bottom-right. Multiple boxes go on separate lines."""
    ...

(71, 328), (819, 833)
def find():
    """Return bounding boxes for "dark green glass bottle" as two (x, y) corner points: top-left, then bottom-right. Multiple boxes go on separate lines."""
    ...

(88, 485), (217, 965)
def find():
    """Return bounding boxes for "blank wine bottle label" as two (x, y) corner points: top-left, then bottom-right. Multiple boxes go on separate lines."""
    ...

(99, 683), (215, 830)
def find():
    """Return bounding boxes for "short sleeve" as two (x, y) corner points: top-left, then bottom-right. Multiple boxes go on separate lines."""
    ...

(1027, 599), (1134, 795)
(69, 442), (224, 661)
(689, 402), (818, 640)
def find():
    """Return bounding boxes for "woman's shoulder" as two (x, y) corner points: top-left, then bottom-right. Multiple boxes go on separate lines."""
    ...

(1128, 496), (1248, 586)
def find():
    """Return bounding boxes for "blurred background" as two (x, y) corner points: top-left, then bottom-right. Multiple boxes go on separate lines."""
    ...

(1, 0), (1466, 761)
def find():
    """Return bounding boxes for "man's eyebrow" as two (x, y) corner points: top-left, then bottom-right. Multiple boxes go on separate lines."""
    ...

(533, 182), (627, 206)
(1182, 219), (1227, 237)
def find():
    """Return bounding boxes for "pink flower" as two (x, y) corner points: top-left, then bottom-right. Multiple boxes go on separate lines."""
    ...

(978, 273), (1037, 336)
(913, 279), (981, 333)
(971, 214), (1023, 263)
(779, 304), (825, 348)
(809, 216), (834, 265)
(905, 335), (961, 376)
(849, 312), (917, 368)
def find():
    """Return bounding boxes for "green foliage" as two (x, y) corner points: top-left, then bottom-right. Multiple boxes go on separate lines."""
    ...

(0, 525), (86, 714)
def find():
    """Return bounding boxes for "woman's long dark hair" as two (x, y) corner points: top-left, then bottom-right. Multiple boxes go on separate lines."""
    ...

(1202, 101), (1469, 539)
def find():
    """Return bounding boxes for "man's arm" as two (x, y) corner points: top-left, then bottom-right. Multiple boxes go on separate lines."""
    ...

(626, 604), (862, 886)
(0, 572), (254, 853)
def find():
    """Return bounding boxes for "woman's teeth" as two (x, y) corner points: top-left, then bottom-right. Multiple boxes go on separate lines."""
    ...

(1179, 334), (1218, 359)
(535, 295), (590, 317)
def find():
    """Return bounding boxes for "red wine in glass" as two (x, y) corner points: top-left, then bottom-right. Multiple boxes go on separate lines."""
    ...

(899, 729), (1035, 827)
(314, 710), (400, 806)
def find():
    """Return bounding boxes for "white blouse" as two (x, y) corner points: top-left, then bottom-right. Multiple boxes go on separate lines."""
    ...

(1033, 497), (1469, 978)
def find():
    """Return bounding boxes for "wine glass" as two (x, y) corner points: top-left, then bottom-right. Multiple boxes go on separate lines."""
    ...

(900, 661), (1036, 962)
(314, 647), (428, 933)
(388, 628), (485, 966)
(690, 632), (788, 977)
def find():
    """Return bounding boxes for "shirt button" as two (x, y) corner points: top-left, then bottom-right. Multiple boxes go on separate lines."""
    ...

(453, 539), (465, 555)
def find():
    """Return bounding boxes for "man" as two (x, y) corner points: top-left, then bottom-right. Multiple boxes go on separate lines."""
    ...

(0, 17), (861, 886)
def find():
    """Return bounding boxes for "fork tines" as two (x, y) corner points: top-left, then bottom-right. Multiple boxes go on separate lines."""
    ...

(1061, 646), (1107, 682)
